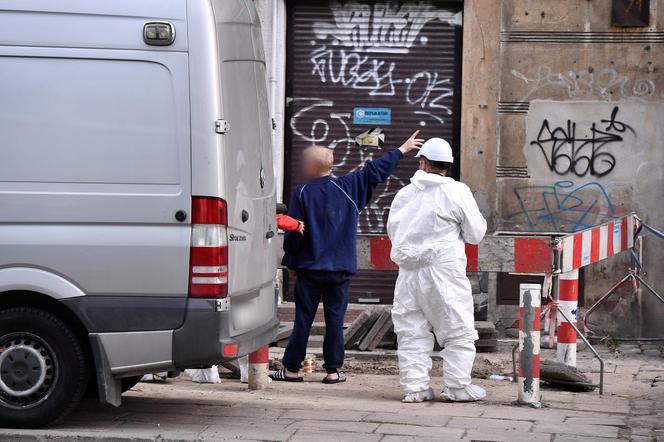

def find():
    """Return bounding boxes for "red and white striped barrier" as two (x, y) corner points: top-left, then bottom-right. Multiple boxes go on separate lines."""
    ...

(355, 213), (637, 276)
(518, 283), (541, 404)
(334, 213), (638, 383)
(360, 236), (556, 274)
(559, 215), (634, 273)
(557, 270), (579, 366)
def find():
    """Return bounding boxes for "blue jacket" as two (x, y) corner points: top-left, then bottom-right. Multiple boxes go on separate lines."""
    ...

(282, 149), (404, 274)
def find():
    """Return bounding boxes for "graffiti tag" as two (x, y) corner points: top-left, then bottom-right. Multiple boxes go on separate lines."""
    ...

(506, 180), (617, 233)
(512, 65), (658, 102)
(530, 106), (635, 178)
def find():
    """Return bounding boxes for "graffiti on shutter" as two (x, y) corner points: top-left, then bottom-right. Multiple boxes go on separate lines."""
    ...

(286, 0), (462, 234)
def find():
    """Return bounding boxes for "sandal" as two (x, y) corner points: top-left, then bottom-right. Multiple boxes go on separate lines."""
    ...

(322, 371), (347, 384)
(269, 368), (303, 382)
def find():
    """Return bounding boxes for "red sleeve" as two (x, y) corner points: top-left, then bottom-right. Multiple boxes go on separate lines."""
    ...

(276, 214), (301, 232)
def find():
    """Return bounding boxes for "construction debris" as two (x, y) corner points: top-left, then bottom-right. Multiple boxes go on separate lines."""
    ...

(344, 308), (380, 349)
(275, 307), (499, 353)
(219, 360), (241, 377)
(474, 321), (498, 353)
(540, 360), (595, 391)
(358, 307), (393, 351)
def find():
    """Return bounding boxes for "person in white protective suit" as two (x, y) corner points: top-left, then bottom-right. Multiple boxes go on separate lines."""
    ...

(387, 138), (487, 403)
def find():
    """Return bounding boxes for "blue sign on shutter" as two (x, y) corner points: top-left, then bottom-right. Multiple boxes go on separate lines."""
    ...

(353, 108), (391, 125)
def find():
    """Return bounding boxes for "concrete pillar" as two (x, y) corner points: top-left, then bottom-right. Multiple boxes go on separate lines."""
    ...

(518, 283), (541, 405)
(557, 270), (579, 367)
(248, 346), (270, 390)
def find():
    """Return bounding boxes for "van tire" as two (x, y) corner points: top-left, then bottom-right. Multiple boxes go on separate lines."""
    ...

(0, 307), (88, 428)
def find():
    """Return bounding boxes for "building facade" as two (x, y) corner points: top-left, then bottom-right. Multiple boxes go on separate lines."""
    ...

(255, 0), (664, 337)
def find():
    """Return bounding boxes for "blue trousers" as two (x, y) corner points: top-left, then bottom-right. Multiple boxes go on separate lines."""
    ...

(283, 270), (351, 374)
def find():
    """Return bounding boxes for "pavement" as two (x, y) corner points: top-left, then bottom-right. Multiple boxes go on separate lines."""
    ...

(1, 343), (663, 442)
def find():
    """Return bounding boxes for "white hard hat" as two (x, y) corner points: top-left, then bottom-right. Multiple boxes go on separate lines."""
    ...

(415, 138), (454, 163)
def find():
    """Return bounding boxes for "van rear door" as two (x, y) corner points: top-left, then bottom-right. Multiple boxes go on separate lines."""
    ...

(212, 1), (276, 311)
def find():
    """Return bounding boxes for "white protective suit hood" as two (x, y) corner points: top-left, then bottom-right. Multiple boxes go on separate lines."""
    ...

(387, 170), (486, 270)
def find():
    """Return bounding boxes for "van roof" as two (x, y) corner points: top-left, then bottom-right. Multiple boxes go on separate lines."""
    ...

(0, 0), (260, 51)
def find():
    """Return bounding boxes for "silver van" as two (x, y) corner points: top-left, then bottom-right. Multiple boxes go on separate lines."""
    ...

(0, 0), (278, 428)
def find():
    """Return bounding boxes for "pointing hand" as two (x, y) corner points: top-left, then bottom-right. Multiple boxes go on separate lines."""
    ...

(398, 130), (424, 155)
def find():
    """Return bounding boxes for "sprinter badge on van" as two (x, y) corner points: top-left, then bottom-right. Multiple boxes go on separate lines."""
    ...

(259, 166), (266, 189)
(143, 22), (175, 46)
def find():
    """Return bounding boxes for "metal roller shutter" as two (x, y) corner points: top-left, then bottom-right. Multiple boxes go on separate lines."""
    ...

(284, 0), (463, 303)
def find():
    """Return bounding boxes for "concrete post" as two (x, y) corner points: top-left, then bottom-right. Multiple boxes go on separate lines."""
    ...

(557, 269), (579, 366)
(518, 283), (541, 405)
(248, 346), (270, 390)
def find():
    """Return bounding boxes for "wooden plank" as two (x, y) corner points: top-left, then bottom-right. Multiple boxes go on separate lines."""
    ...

(474, 321), (496, 332)
(474, 338), (498, 347)
(346, 309), (380, 349)
(365, 315), (393, 351)
(358, 307), (392, 351)
(343, 309), (373, 346)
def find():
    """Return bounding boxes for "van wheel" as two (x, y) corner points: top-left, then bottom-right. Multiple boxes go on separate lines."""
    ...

(0, 308), (88, 428)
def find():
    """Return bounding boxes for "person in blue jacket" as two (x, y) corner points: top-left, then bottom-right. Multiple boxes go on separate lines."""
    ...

(271, 131), (423, 384)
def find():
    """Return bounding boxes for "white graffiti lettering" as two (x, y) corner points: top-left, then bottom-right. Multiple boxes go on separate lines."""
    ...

(313, 2), (461, 54)
(310, 46), (401, 96)
(405, 71), (453, 115)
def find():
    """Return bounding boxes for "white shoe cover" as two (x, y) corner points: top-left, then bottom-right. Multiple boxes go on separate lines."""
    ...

(402, 388), (435, 403)
(440, 384), (486, 402)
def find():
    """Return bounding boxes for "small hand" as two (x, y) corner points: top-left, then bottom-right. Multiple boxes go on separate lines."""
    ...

(297, 222), (305, 235)
(398, 130), (424, 155)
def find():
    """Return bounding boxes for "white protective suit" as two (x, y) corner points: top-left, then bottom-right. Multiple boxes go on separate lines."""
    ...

(387, 170), (487, 395)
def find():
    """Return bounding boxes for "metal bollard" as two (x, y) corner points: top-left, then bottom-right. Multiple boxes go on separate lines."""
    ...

(518, 283), (541, 405)
(557, 269), (579, 366)
(248, 345), (270, 390)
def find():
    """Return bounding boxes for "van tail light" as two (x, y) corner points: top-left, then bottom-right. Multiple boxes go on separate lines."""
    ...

(189, 197), (228, 298)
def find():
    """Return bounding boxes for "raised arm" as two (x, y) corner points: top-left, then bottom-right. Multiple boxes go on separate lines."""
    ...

(338, 131), (423, 210)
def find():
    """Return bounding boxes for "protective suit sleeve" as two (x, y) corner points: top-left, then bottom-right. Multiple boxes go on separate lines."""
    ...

(338, 149), (403, 210)
(453, 184), (487, 245)
(387, 187), (407, 241)
(282, 187), (305, 256)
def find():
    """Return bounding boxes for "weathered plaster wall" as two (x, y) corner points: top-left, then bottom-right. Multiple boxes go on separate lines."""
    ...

(495, 0), (664, 337)
(460, 0), (501, 228)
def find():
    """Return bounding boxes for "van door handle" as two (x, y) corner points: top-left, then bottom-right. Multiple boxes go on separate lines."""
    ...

(265, 230), (275, 239)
